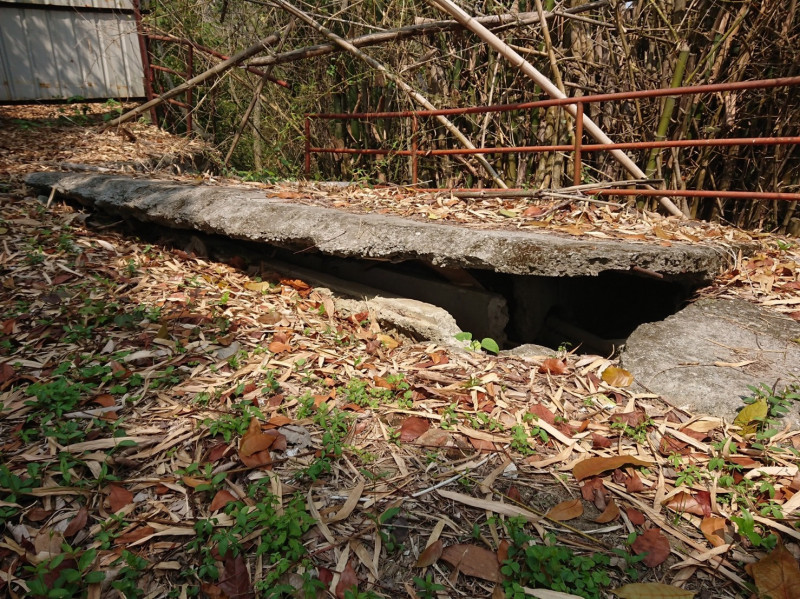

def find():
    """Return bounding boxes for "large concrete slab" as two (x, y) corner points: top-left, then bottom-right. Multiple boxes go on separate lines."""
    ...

(26, 172), (733, 279)
(620, 298), (800, 424)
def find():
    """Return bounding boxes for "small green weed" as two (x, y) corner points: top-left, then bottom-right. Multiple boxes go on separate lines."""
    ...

(501, 521), (611, 599)
(454, 331), (499, 354)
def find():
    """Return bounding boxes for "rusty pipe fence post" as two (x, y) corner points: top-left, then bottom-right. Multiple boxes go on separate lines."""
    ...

(411, 113), (418, 185)
(304, 115), (311, 177)
(573, 101), (583, 186)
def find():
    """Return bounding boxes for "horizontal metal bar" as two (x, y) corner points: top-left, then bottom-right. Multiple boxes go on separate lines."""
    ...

(309, 136), (800, 157)
(593, 189), (800, 201)
(308, 76), (800, 120)
(150, 64), (188, 78)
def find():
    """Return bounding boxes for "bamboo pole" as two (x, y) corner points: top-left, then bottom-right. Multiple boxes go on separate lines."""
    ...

(427, 0), (685, 217)
(248, 1), (609, 67)
(273, 0), (508, 188)
(106, 33), (280, 128)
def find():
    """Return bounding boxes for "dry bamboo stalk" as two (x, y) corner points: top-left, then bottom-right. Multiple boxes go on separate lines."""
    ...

(107, 34), (280, 128)
(248, 1), (609, 67)
(272, 0), (508, 188)
(224, 21), (295, 167)
(427, 0), (685, 218)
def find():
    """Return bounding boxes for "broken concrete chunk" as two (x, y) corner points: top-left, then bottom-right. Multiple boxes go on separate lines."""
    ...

(620, 298), (800, 425)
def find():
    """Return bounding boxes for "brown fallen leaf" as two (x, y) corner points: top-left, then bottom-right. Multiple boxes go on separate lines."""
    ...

(399, 416), (430, 442)
(117, 525), (156, 545)
(64, 507), (88, 537)
(625, 507), (646, 526)
(595, 499), (621, 523)
(546, 499), (584, 521)
(210, 490), (239, 512)
(441, 544), (503, 582)
(663, 491), (709, 517)
(612, 582), (695, 599)
(218, 553), (255, 599)
(573, 455), (652, 481)
(415, 540), (443, 568)
(632, 528), (671, 568)
(700, 516), (728, 548)
(335, 561), (359, 599)
(107, 483), (133, 513)
(745, 544), (800, 599)
(539, 358), (567, 374)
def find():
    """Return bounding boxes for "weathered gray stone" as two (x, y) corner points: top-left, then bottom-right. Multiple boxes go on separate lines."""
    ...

(25, 172), (736, 279)
(620, 298), (800, 424)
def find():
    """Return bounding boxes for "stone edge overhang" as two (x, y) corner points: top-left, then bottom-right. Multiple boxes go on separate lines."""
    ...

(25, 172), (740, 279)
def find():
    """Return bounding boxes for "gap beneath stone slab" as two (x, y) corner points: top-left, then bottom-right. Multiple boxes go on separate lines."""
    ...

(105, 218), (699, 356)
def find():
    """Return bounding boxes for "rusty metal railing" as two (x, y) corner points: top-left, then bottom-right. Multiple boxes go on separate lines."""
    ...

(304, 76), (800, 201)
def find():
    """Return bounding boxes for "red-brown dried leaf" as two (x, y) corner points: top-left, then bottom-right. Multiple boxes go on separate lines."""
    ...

(592, 433), (612, 449)
(335, 561), (359, 599)
(497, 539), (510, 564)
(268, 341), (291, 354)
(539, 358), (567, 374)
(632, 528), (671, 567)
(318, 567), (334, 585)
(415, 540), (443, 567)
(441, 544), (503, 582)
(469, 437), (496, 452)
(625, 471), (645, 493)
(581, 478), (606, 502)
(507, 486), (522, 503)
(399, 416), (430, 442)
(573, 455), (652, 481)
(107, 484), (133, 513)
(626, 507), (646, 526)
(207, 442), (231, 463)
(527, 404), (556, 425)
(64, 507), (88, 537)
(611, 410), (647, 428)
(26, 507), (54, 523)
(218, 554), (254, 599)
(210, 490), (239, 512)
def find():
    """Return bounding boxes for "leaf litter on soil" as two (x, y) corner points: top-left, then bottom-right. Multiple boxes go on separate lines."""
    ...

(0, 110), (799, 598)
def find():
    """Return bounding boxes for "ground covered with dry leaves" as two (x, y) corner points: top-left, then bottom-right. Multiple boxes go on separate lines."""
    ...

(1, 109), (800, 599)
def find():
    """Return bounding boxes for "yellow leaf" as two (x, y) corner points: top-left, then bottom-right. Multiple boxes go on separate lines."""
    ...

(377, 334), (399, 349)
(245, 281), (272, 292)
(612, 583), (695, 599)
(601, 366), (634, 387)
(734, 397), (768, 433)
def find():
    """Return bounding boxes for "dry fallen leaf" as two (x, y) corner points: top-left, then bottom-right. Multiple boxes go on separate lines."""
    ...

(539, 358), (567, 374)
(632, 528), (671, 568)
(573, 455), (652, 481)
(700, 516), (728, 547)
(415, 539), (443, 568)
(546, 499), (584, 521)
(210, 490), (239, 512)
(335, 561), (359, 599)
(399, 416), (430, 442)
(745, 544), (800, 599)
(612, 583), (695, 599)
(601, 366), (634, 387)
(441, 544), (503, 582)
(595, 499), (621, 523)
(107, 483), (133, 513)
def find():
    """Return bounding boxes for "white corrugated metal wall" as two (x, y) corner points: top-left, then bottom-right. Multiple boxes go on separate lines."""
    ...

(0, 0), (145, 101)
